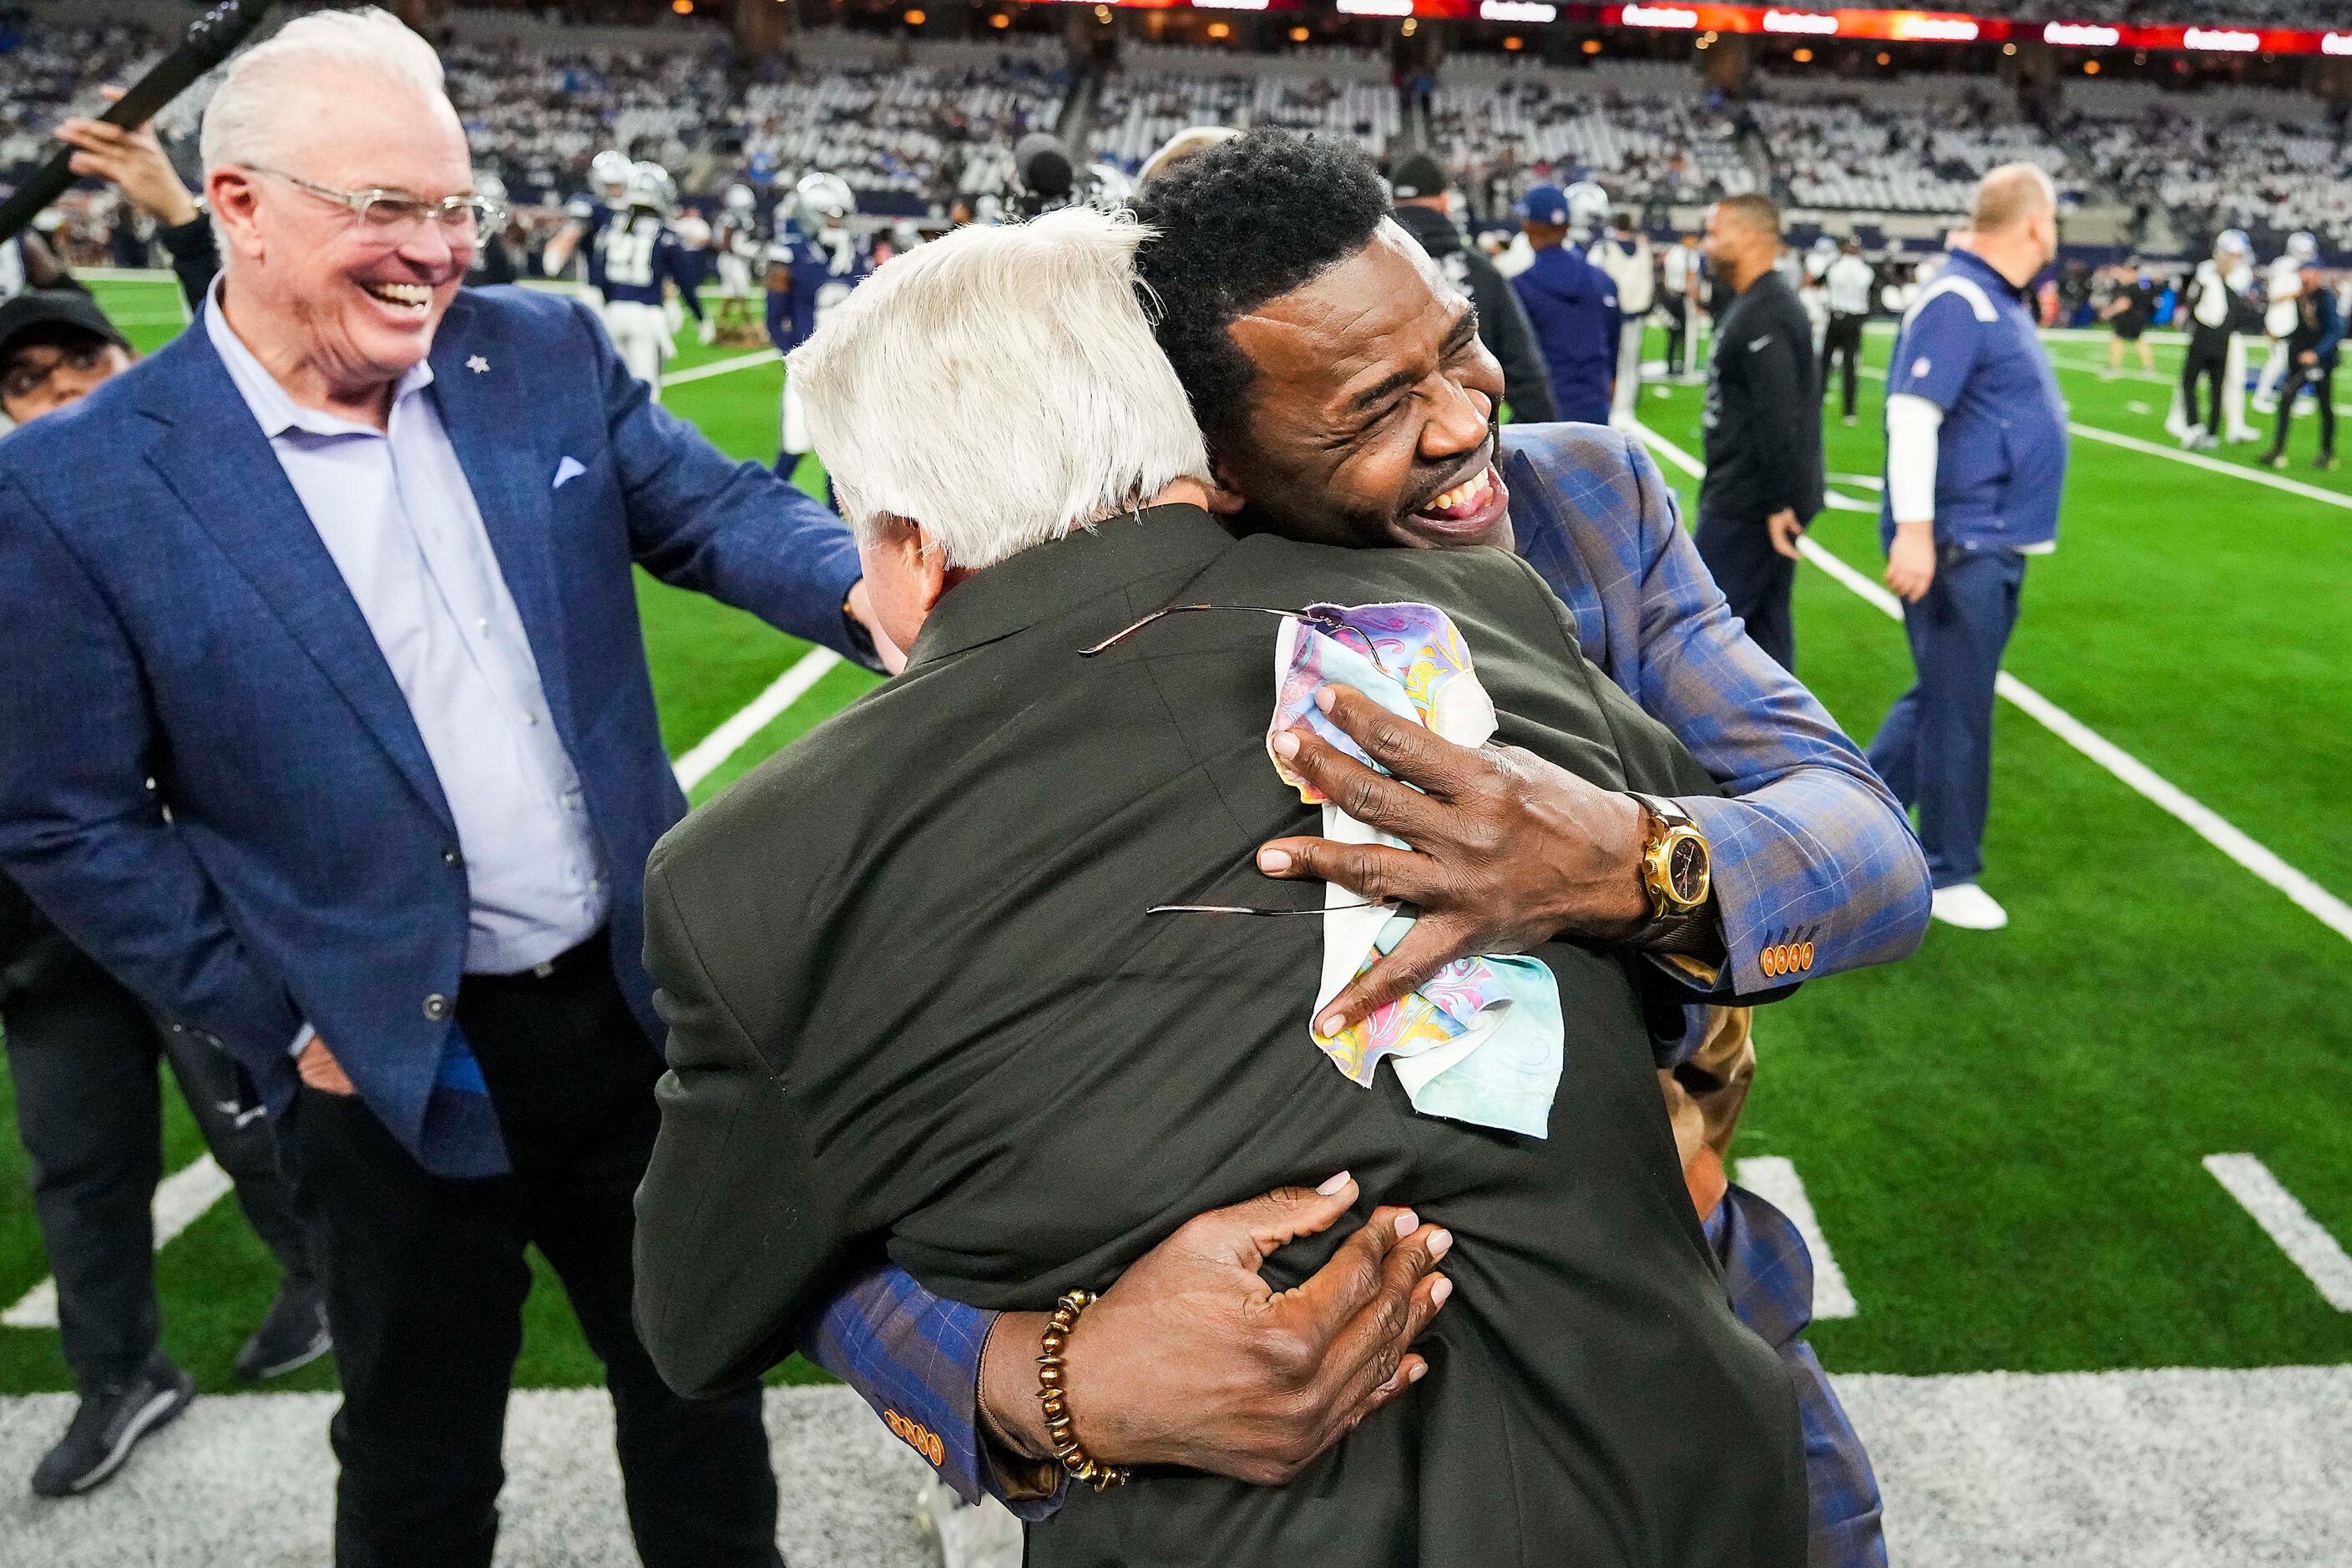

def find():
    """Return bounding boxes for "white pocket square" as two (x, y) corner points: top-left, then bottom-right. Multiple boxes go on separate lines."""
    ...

(553, 456), (586, 490)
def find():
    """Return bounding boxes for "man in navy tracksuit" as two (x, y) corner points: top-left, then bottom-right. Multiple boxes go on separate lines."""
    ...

(1510, 182), (1619, 425)
(1869, 166), (2068, 933)
(2261, 261), (2341, 470)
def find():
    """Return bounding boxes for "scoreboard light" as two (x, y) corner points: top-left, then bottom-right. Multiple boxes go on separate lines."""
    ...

(1022, 0), (2352, 54)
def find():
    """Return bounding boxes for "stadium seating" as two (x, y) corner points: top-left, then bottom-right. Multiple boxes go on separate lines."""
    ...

(1090, 44), (1399, 173)
(1428, 68), (1758, 220)
(1749, 95), (2078, 215)
(732, 58), (1068, 205)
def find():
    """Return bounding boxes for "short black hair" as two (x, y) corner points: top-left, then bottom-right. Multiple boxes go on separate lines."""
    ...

(1132, 129), (1391, 461)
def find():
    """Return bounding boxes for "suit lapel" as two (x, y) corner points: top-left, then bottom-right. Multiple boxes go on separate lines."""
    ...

(139, 325), (457, 832)
(423, 296), (579, 756)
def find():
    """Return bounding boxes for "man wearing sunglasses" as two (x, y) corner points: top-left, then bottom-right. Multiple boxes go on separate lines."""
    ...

(0, 10), (890, 1563)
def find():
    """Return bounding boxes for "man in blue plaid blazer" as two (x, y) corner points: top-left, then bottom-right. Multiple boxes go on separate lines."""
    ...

(797, 132), (1925, 1568)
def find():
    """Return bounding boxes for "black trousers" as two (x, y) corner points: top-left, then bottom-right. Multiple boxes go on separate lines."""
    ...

(284, 931), (779, 1568)
(2182, 326), (2230, 434)
(1663, 297), (1691, 377)
(2265, 361), (2335, 461)
(1820, 313), (1864, 418)
(1694, 513), (1797, 675)
(3, 944), (311, 1393)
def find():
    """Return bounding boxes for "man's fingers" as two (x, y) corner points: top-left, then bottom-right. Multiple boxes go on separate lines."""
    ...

(1271, 721), (1440, 845)
(1278, 1204), (1427, 1340)
(1175, 1176), (1363, 1273)
(1314, 1226), (1454, 1415)
(1312, 684), (1479, 798)
(1317, 913), (1480, 1036)
(1255, 834), (1429, 907)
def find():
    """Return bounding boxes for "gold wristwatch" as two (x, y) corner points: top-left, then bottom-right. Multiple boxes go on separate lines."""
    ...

(1629, 792), (1712, 921)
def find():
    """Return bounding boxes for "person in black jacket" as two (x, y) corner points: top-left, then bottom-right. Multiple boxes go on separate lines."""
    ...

(55, 87), (217, 314)
(2261, 261), (2342, 471)
(1694, 193), (1823, 675)
(1387, 152), (1557, 424)
(0, 291), (326, 1500)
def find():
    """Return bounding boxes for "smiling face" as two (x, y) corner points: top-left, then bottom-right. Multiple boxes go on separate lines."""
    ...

(1213, 222), (1510, 553)
(208, 66), (475, 415)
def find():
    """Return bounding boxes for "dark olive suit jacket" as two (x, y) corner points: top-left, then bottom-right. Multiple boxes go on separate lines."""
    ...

(635, 504), (1804, 1567)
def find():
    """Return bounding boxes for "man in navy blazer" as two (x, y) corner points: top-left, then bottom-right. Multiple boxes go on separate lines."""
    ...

(0, 12), (880, 1563)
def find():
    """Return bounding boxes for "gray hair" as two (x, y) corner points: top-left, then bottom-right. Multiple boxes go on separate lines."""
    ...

(200, 7), (448, 176)
(787, 208), (1211, 571)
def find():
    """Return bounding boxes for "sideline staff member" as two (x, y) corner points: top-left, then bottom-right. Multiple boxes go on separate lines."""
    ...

(1868, 164), (2068, 933)
(1694, 193), (1823, 675)
(1820, 238), (1874, 426)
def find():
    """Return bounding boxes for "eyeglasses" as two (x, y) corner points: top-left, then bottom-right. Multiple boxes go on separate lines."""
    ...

(1083, 601), (1400, 922)
(243, 166), (505, 241)
(2, 339), (114, 403)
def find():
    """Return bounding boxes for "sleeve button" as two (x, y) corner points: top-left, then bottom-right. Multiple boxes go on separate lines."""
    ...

(423, 994), (452, 1022)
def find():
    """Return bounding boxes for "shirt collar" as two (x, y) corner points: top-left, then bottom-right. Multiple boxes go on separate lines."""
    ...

(1944, 247), (2029, 305)
(203, 275), (435, 441)
(906, 503), (1236, 670)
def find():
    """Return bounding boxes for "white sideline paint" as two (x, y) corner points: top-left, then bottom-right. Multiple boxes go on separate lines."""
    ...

(0, 653), (839, 1337)
(1734, 1156), (1857, 1318)
(1631, 419), (2352, 948)
(3, 1156), (230, 1331)
(671, 646), (843, 792)
(661, 347), (783, 387)
(2204, 1155), (2352, 1312)
(1849, 362), (2352, 513)
(4, 1371), (2346, 1567)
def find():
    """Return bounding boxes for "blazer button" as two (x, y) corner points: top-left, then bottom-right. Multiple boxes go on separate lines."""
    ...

(423, 994), (452, 1022)
(443, 849), (463, 868)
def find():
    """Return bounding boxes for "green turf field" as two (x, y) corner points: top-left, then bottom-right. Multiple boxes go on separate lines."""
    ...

(3, 278), (2345, 1400)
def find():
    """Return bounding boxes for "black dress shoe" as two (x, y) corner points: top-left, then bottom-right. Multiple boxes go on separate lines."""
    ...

(232, 1285), (332, 1381)
(30, 1354), (195, 1497)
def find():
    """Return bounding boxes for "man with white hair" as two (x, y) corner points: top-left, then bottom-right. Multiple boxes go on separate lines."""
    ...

(0, 10), (893, 1561)
(635, 205), (1807, 1568)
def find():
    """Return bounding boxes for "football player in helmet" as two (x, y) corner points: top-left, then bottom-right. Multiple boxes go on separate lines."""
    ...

(542, 148), (635, 318)
(768, 172), (872, 471)
(597, 159), (706, 399)
(712, 182), (764, 342)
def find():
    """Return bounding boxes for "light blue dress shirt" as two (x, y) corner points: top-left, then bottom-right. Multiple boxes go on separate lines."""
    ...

(205, 289), (609, 988)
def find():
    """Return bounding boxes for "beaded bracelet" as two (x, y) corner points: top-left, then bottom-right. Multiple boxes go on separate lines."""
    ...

(1036, 1289), (1132, 1492)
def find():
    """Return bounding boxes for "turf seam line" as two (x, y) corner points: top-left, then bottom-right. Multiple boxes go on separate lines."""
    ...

(1629, 417), (2352, 949)
(2202, 1155), (2352, 1312)
(3, 1155), (230, 1330)
(673, 646), (843, 792)
(1733, 1156), (1858, 1318)
(660, 348), (783, 388)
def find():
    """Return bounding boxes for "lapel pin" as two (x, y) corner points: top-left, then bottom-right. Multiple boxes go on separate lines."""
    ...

(467, 354), (490, 375)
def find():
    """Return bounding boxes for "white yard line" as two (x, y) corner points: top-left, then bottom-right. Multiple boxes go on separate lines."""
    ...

(3, 1156), (230, 1330)
(2203, 1155), (2352, 1312)
(1850, 361), (2352, 508)
(2063, 420), (2352, 511)
(671, 646), (843, 792)
(1631, 419), (2352, 948)
(661, 347), (782, 387)
(1733, 1156), (1858, 1318)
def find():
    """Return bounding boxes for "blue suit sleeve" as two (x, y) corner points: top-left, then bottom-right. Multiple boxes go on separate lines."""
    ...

(1884, 295), (1982, 412)
(804, 1265), (1068, 1519)
(578, 300), (873, 665)
(1613, 438), (1931, 992)
(0, 477), (304, 1077)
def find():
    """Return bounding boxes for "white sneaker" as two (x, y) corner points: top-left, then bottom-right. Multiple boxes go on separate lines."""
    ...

(1930, 883), (2009, 930)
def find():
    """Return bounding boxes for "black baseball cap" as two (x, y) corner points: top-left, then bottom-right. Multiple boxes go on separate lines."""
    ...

(1389, 152), (1449, 201)
(0, 290), (129, 363)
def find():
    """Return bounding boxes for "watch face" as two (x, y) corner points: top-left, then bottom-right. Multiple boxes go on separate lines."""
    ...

(1667, 835), (1707, 903)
